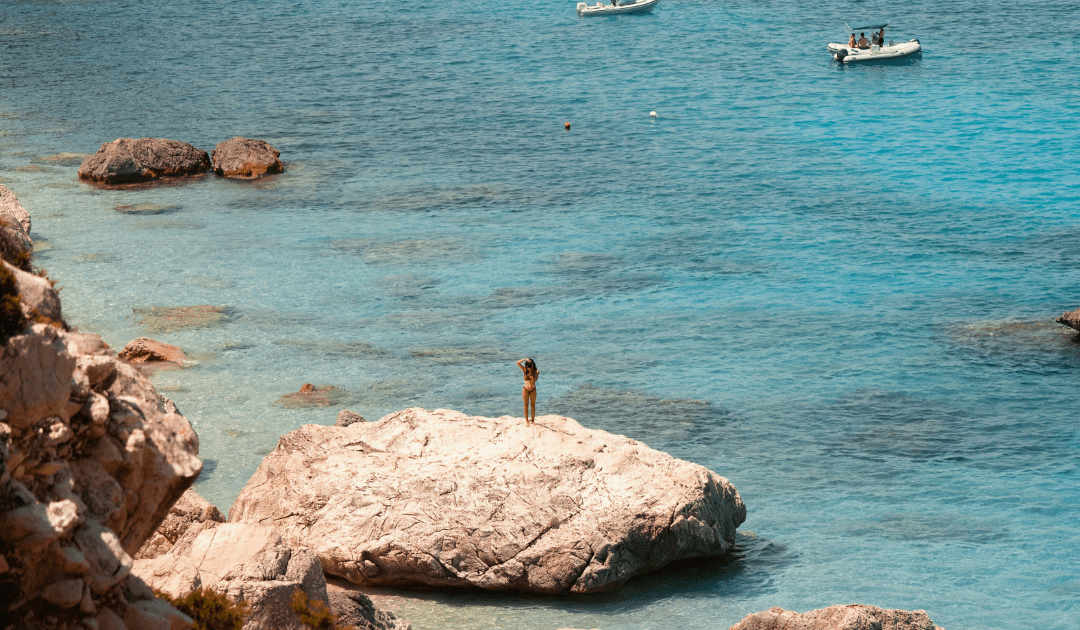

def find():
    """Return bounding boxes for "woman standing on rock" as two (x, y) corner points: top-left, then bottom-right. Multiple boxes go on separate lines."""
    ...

(517, 358), (539, 425)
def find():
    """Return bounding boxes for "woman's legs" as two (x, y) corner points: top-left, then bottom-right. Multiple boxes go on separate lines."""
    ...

(522, 388), (529, 424)
(527, 388), (537, 423)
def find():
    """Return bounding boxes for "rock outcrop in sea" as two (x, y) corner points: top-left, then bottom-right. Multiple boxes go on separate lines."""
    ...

(211, 137), (283, 179)
(229, 408), (746, 594)
(1055, 307), (1080, 332)
(0, 250), (202, 627)
(728, 605), (946, 630)
(77, 138), (211, 185)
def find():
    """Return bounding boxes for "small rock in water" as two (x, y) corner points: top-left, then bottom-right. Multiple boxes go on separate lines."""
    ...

(119, 337), (186, 366)
(335, 409), (366, 426)
(211, 137), (283, 179)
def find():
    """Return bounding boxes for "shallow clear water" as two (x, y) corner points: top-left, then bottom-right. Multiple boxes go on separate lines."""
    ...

(2, 0), (1078, 628)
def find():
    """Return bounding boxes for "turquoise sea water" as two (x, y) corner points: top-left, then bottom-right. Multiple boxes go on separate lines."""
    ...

(2, 0), (1078, 628)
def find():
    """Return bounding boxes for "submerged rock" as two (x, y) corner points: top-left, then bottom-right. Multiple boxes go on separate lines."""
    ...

(1055, 307), (1080, 332)
(119, 337), (187, 367)
(211, 137), (283, 179)
(77, 138), (211, 185)
(229, 408), (746, 594)
(134, 304), (232, 333)
(275, 384), (347, 409)
(728, 605), (946, 630)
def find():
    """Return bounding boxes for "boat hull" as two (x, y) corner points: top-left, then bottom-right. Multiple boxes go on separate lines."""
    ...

(827, 40), (921, 63)
(577, 0), (659, 16)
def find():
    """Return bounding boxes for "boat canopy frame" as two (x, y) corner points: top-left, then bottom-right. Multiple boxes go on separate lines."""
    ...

(845, 22), (889, 32)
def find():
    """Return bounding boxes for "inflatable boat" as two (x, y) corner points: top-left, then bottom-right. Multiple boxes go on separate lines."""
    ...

(577, 0), (659, 16)
(827, 22), (921, 63)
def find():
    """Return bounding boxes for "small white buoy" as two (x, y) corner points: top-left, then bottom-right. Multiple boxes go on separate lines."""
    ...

(650, 111), (657, 118)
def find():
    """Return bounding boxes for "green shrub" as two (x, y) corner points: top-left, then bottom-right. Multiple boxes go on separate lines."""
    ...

(156, 588), (248, 630)
(291, 589), (350, 630)
(0, 262), (25, 345)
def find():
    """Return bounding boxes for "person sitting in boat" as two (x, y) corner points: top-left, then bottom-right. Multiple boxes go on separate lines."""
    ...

(848, 33), (857, 47)
(857, 32), (871, 49)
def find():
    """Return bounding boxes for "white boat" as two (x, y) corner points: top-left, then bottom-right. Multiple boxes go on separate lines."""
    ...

(577, 0), (659, 16)
(827, 22), (921, 63)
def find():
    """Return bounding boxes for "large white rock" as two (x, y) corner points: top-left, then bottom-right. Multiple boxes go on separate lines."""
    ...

(229, 408), (746, 594)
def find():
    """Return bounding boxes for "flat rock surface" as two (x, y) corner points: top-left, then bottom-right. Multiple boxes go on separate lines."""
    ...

(78, 137), (211, 185)
(118, 337), (187, 366)
(211, 137), (282, 179)
(229, 408), (746, 594)
(728, 605), (946, 630)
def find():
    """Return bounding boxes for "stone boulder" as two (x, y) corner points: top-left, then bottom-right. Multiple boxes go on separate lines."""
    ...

(1055, 307), (1080, 332)
(211, 137), (282, 179)
(335, 409), (365, 427)
(136, 488), (225, 560)
(77, 138), (211, 185)
(118, 337), (187, 367)
(135, 522), (328, 630)
(229, 408), (746, 594)
(326, 584), (411, 630)
(0, 272), (201, 628)
(0, 184), (33, 270)
(728, 605), (946, 630)
(3, 261), (62, 324)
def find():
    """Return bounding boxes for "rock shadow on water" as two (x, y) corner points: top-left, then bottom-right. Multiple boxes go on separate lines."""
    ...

(548, 384), (735, 451)
(846, 513), (1008, 546)
(358, 532), (792, 614)
(134, 304), (236, 333)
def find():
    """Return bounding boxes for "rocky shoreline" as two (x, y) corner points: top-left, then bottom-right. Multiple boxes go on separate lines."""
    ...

(0, 183), (953, 630)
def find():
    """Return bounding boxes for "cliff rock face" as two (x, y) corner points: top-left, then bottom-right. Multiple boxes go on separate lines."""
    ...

(136, 488), (225, 559)
(211, 137), (282, 179)
(0, 185), (33, 270)
(0, 317), (202, 627)
(229, 408), (746, 594)
(728, 605), (946, 630)
(77, 138), (211, 185)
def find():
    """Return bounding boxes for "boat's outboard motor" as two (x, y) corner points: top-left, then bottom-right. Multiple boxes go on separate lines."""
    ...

(835, 49), (848, 62)
(577, 2), (587, 12)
